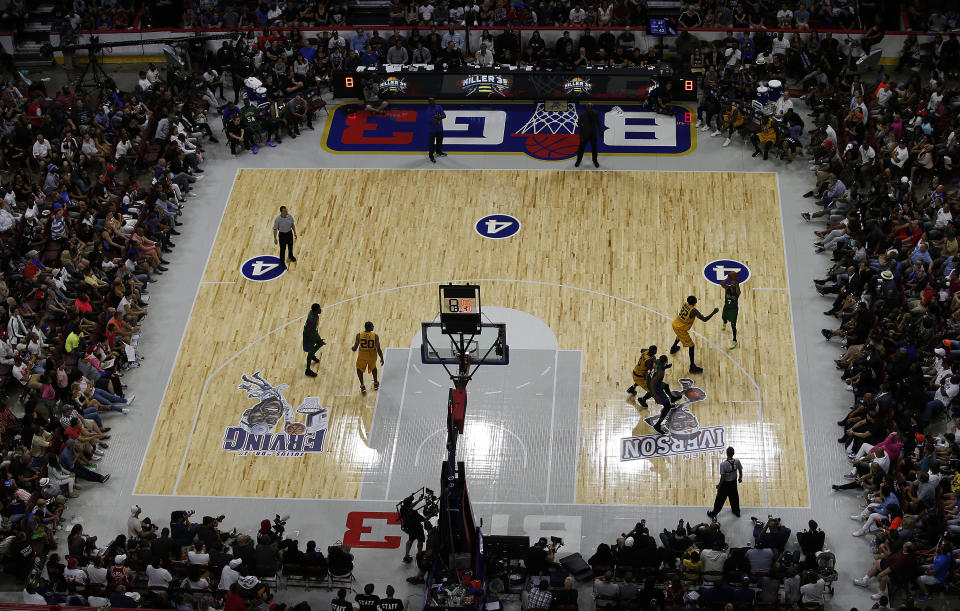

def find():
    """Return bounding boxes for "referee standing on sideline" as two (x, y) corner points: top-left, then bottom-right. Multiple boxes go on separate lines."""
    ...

(273, 206), (297, 270)
(427, 98), (446, 163)
(707, 446), (743, 519)
(575, 102), (600, 168)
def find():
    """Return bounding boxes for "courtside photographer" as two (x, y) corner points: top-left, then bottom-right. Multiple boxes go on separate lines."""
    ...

(397, 487), (438, 564)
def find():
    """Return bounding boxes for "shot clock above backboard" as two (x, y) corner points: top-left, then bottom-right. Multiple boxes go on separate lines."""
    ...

(439, 284), (482, 335)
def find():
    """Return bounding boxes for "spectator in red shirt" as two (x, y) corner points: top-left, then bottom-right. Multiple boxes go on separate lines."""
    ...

(225, 583), (249, 611)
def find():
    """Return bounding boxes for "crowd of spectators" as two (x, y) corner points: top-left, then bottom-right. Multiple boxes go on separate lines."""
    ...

(546, 517), (835, 608)
(41, 0), (870, 36)
(16, 507), (359, 610)
(671, 11), (960, 607)
(6, 3), (960, 610)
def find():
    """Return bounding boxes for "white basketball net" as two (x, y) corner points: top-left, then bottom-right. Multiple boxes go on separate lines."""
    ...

(516, 102), (580, 135)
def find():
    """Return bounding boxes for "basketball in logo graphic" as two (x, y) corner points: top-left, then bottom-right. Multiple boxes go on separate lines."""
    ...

(285, 421), (307, 435)
(523, 133), (580, 160)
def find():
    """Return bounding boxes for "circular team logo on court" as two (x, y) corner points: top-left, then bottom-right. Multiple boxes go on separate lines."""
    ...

(475, 214), (521, 239)
(241, 255), (286, 282)
(703, 259), (750, 286)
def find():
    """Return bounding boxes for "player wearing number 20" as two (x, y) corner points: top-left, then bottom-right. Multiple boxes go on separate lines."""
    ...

(351, 322), (384, 395)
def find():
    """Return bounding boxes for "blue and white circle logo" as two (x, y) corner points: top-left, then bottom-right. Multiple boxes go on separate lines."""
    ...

(475, 214), (521, 239)
(241, 255), (286, 282)
(703, 259), (750, 286)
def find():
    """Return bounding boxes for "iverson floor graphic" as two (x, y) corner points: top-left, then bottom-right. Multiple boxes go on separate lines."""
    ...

(134, 168), (806, 509)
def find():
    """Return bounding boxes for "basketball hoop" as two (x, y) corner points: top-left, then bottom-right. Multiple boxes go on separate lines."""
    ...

(515, 102), (581, 160)
(516, 102), (580, 135)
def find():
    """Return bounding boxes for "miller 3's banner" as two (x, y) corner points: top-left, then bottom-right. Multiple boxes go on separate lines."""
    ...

(332, 69), (698, 101)
(323, 101), (695, 160)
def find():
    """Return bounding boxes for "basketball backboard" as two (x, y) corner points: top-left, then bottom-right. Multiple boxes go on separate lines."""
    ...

(420, 322), (509, 365)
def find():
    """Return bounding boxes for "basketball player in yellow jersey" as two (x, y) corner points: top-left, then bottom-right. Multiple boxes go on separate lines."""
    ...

(626, 345), (657, 407)
(669, 296), (718, 374)
(351, 321), (384, 394)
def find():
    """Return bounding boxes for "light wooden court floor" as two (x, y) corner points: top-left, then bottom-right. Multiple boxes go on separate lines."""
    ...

(135, 168), (807, 508)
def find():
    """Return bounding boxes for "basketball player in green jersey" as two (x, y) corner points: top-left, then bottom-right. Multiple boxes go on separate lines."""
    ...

(649, 354), (675, 435)
(721, 271), (741, 350)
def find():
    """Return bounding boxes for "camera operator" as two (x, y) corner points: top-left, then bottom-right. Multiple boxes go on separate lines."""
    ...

(623, 521), (660, 569)
(751, 516), (791, 552)
(198, 515), (228, 548)
(406, 523), (438, 585)
(257, 519), (278, 547)
(128, 505), (157, 541)
(525, 537), (559, 576)
(398, 496), (427, 564)
(171, 510), (198, 547)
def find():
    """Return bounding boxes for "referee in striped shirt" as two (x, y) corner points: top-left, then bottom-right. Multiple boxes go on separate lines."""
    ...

(272, 206), (297, 270)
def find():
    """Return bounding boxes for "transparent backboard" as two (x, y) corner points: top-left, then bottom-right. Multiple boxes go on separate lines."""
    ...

(420, 322), (509, 365)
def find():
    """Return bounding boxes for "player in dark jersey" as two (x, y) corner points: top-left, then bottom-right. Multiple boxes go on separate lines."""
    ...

(331, 589), (353, 611)
(721, 271), (741, 350)
(355, 584), (379, 611)
(377, 586), (403, 611)
(649, 355), (676, 435)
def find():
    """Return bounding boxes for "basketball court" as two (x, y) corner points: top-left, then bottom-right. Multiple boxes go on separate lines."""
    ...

(135, 167), (806, 510)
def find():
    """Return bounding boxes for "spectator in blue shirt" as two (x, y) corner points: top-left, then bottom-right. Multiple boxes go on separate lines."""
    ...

(911, 242), (933, 268)
(351, 27), (370, 52)
(359, 45), (379, 67)
(60, 439), (110, 483)
(221, 102), (240, 123)
(853, 484), (900, 536)
(916, 541), (952, 600)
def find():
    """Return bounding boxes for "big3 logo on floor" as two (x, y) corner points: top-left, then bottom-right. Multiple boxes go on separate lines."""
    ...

(323, 101), (693, 160)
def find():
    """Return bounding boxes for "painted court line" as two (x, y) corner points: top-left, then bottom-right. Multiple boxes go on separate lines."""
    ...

(776, 172), (813, 508)
(545, 349), (560, 505)
(137, 167), (238, 496)
(172, 277), (770, 506)
(383, 347), (414, 500)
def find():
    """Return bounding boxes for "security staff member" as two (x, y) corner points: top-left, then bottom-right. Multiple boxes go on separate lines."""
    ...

(377, 586), (403, 611)
(575, 102), (600, 168)
(272, 206), (297, 269)
(427, 97), (446, 163)
(707, 446), (743, 519)
(331, 589), (353, 611)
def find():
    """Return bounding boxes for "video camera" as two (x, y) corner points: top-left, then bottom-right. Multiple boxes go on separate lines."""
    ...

(171, 509), (196, 523)
(396, 487), (440, 526)
(272, 514), (290, 539)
